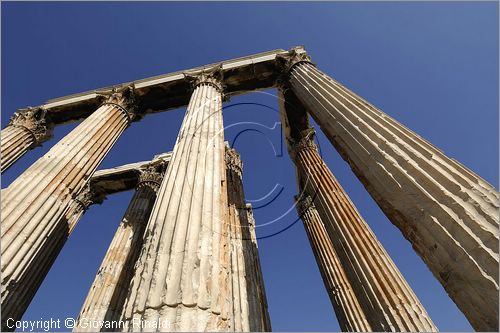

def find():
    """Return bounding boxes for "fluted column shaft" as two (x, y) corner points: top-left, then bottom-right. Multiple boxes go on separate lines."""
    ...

(0, 184), (97, 331)
(295, 194), (371, 332)
(121, 71), (230, 331)
(292, 132), (437, 331)
(284, 54), (499, 330)
(76, 168), (163, 332)
(1, 107), (53, 173)
(1, 88), (135, 330)
(225, 146), (271, 332)
(244, 204), (272, 331)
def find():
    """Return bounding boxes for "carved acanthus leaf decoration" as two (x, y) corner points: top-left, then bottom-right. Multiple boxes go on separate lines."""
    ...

(225, 145), (243, 178)
(295, 194), (316, 217)
(276, 49), (314, 77)
(97, 85), (138, 122)
(9, 107), (53, 145)
(137, 167), (163, 191)
(184, 65), (226, 98)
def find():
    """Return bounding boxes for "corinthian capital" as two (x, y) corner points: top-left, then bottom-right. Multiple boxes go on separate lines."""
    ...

(276, 48), (314, 76)
(184, 65), (226, 95)
(74, 184), (103, 212)
(295, 194), (316, 217)
(137, 167), (163, 192)
(225, 145), (243, 179)
(9, 107), (53, 146)
(245, 203), (255, 227)
(291, 128), (318, 156)
(98, 85), (138, 122)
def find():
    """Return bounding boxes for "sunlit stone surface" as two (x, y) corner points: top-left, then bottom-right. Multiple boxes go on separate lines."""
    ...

(1, 46), (495, 332)
(281, 50), (499, 331)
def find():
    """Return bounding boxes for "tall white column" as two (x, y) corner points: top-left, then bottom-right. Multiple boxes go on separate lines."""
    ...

(244, 204), (272, 331)
(295, 194), (371, 332)
(291, 129), (437, 332)
(76, 167), (164, 332)
(121, 69), (231, 331)
(1, 107), (53, 173)
(225, 145), (271, 332)
(281, 50), (499, 331)
(1, 87), (136, 330)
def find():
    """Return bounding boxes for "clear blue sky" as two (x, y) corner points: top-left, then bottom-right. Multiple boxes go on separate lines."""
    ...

(2, 2), (498, 332)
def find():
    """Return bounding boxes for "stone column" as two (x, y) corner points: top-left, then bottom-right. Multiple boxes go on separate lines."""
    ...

(76, 167), (164, 332)
(295, 194), (371, 332)
(1, 107), (53, 173)
(121, 69), (231, 331)
(225, 145), (271, 332)
(291, 129), (437, 332)
(0, 184), (100, 331)
(244, 204), (272, 332)
(1, 87), (136, 330)
(280, 50), (499, 331)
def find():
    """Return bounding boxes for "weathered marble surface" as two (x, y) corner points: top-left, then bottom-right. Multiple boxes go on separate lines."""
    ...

(225, 145), (271, 331)
(295, 194), (371, 332)
(1, 88), (136, 331)
(1, 107), (53, 173)
(121, 70), (230, 331)
(283, 52), (499, 331)
(291, 129), (437, 332)
(76, 167), (165, 332)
